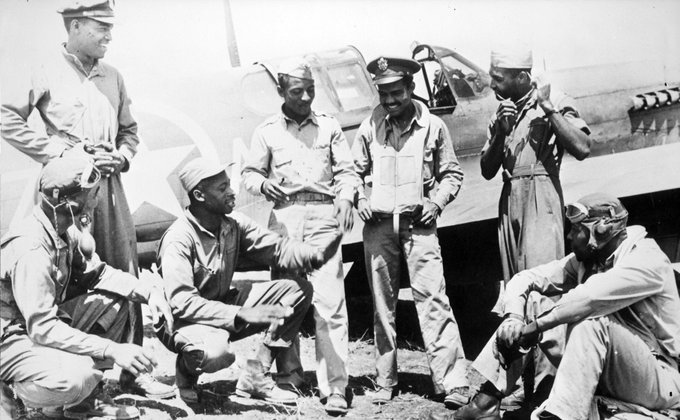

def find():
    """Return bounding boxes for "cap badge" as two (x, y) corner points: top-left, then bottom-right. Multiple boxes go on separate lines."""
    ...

(377, 57), (388, 72)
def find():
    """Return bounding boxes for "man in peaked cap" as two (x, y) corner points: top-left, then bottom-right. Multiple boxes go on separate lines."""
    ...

(0, 156), (174, 419)
(351, 56), (468, 406)
(156, 157), (344, 405)
(242, 58), (359, 414)
(0, 0), (176, 399)
(454, 192), (680, 420)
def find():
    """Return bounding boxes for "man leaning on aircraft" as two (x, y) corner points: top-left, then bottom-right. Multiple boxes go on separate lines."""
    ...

(0, 0), (173, 399)
(453, 192), (680, 420)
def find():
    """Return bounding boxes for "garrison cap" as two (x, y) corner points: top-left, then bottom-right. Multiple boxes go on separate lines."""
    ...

(179, 157), (229, 193)
(40, 156), (101, 201)
(277, 58), (313, 81)
(490, 43), (533, 69)
(367, 57), (420, 85)
(58, 0), (116, 25)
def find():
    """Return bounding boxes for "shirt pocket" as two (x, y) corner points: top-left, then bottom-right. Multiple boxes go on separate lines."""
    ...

(271, 146), (294, 169)
(312, 142), (332, 179)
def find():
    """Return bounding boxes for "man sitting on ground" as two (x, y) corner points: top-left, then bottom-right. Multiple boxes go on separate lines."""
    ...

(454, 192), (680, 420)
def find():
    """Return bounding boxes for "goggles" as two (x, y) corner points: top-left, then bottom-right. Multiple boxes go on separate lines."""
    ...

(565, 202), (590, 224)
(566, 201), (628, 225)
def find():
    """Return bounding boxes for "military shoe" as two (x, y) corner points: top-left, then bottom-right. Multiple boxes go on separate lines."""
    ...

(119, 372), (176, 400)
(324, 393), (348, 415)
(235, 360), (297, 405)
(445, 386), (472, 409)
(64, 384), (139, 419)
(365, 386), (395, 404)
(453, 391), (501, 420)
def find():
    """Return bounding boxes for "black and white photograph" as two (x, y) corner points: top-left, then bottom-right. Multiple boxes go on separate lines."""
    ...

(1, 0), (679, 418)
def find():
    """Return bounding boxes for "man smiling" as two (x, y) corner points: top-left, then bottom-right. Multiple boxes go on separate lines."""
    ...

(352, 56), (468, 406)
(157, 158), (342, 405)
(0, 0), (171, 399)
(242, 58), (358, 414)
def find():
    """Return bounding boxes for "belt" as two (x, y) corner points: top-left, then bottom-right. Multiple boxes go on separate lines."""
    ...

(373, 211), (420, 235)
(289, 191), (333, 203)
(372, 211), (417, 220)
(273, 192), (335, 210)
(502, 163), (554, 183)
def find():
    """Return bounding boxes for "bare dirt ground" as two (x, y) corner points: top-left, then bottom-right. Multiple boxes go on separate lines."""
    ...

(11, 277), (496, 420)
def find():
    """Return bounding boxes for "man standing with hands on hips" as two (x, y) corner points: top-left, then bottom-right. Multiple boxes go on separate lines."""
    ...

(242, 58), (359, 415)
(352, 56), (468, 407)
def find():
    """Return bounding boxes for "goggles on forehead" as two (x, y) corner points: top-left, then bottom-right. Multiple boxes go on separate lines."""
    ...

(566, 201), (628, 225)
(565, 202), (590, 224)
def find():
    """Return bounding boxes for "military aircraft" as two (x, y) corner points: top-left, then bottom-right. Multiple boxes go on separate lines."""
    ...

(2, 42), (679, 300)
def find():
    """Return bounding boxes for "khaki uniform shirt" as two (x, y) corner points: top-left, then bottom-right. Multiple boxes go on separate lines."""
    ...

(156, 210), (320, 331)
(242, 110), (358, 202)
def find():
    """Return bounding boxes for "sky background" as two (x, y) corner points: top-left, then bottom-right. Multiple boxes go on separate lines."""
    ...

(1, 0), (679, 96)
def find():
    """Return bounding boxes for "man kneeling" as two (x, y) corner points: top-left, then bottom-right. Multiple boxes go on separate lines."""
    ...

(0, 157), (173, 419)
(455, 192), (680, 420)
(155, 158), (342, 404)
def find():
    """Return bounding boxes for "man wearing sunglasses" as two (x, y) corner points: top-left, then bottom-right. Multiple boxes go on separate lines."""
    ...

(0, 156), (174, 419)
(454, 192), (680, 420)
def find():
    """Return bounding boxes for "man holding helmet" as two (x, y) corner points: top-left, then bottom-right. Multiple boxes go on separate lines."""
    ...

(454, 192), (680, 420)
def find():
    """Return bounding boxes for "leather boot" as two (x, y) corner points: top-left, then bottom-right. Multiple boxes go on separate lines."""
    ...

(453, 391), (501, 420)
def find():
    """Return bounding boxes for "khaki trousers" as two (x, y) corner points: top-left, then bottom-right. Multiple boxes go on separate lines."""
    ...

(364, 217), (466, 394)
(269, 201), (349, 398)
(0, 292), (130, 408)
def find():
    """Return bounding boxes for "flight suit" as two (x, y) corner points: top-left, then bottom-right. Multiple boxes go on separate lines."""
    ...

(483, 89), (590, 281)
(0, 45), (143, 351)
(352, 100), (467, 394)
(473, 226), (680, 420)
